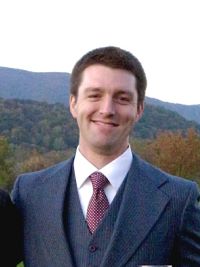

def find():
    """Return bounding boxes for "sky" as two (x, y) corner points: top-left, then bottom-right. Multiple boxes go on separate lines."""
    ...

(0, 0), (200, 105)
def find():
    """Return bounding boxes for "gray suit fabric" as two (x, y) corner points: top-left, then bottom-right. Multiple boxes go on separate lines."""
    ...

(12, 152), (200, 266)
(65, 168), (126, 267)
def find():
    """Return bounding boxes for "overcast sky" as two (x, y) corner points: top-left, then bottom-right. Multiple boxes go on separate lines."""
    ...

(1, 0), (200, 105)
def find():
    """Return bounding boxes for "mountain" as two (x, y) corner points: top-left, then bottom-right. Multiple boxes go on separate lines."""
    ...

(146, 97), (200, 124)
(1, 66), (200, 125)
(135, 104), (200, 139)
(0, 98), (199, 151)
(0, 66), (70, 104)
(0, 98), (78, 151)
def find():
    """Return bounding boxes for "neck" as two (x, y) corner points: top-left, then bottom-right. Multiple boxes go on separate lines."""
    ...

(78, 145), (129, 169)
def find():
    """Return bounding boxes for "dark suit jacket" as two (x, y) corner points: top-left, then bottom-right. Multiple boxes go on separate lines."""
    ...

(12, 153), (200, 266)
(0, 189), (22, 266)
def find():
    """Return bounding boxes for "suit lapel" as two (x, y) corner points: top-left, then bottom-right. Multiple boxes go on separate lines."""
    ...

(32, 157), (75, 267)
(102, 154), (170, 267)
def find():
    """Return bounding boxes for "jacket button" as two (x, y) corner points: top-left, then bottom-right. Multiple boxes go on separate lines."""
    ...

(89, 244), (98, 252)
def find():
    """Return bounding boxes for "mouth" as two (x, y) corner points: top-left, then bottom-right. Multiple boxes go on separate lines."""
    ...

(92, 120), (119, 127)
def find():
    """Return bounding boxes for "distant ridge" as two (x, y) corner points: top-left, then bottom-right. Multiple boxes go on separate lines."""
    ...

(1, 66), (200, 124)
(146, 97), (200, 124)
(0, 66), (70, 104)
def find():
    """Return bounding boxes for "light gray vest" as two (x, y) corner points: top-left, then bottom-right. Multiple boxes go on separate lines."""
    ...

(65, 169), (127, 267)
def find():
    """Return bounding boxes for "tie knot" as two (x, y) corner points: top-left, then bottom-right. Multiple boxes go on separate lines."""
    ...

(89, 172), (108, 190)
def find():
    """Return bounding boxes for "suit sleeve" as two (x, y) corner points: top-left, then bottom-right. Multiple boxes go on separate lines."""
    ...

(178, 182), (200, 266)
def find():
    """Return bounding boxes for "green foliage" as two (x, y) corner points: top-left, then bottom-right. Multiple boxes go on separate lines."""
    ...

(134, 104), (200, 139)
(17, 262), (24, 267)
(146, 96), (200, 124)
(0, 98), (79, 151)
(0, 99), (199, 152)
(0, 136), (14, 189)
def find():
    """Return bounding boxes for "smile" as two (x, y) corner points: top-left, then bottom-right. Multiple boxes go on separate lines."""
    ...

(92, 120), (119, 127)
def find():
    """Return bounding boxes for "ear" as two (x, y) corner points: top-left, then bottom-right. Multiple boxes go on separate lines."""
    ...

(69, 94), (77, 119)
(135, 102), (144, 122)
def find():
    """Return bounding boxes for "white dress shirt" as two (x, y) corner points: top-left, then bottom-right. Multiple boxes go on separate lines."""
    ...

(73, 146), (133, 218)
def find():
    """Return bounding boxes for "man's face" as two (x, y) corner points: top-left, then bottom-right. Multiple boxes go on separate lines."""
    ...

(70, 64), (143, 156)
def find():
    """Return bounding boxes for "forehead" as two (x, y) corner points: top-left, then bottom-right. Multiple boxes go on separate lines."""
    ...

(80, 64), (137, 92)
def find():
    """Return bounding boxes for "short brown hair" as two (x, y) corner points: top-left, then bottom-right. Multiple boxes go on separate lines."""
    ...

(70, 46), (147, 105)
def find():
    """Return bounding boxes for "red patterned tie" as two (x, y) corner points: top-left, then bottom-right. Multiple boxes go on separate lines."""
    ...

(86, 172), (109, 233)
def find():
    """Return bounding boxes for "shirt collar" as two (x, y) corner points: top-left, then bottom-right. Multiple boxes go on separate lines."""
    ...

(74, 146), (133, 191)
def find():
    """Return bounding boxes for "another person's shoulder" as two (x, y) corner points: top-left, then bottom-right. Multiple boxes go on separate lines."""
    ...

(0, 188), (9, 199)
(0, 188), (12, 208)
(0, 190), (22, 266)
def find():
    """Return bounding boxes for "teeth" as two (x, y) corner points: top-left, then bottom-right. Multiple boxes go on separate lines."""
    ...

(92, 120), (118, 126)
(96, 121), (117, 126)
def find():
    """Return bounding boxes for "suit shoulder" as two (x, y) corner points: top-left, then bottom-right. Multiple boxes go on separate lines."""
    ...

(133, 152), (198, 191)
(14, 156), (74, 188)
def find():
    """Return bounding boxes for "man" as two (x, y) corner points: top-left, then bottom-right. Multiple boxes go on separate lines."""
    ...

(12, 46), (200, 266)
(0, 188), (21, 266)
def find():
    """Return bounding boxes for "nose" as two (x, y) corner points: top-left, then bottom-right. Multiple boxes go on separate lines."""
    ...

(99, 96), (115, 116)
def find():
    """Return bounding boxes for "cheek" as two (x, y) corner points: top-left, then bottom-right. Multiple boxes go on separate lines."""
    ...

(76, 106), (94, 123)
(81, 104), (98, 117)
(121, 109), (137, 123)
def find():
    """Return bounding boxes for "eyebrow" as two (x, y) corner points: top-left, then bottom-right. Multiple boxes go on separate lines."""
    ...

(115, 90), (133, 95)
(84, 87), (105, 96)
(85, 87), (102, 93)
(85, 87), (133, 95)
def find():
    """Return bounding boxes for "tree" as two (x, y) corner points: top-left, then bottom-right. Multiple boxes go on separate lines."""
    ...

(0, 136), (14, 189)
(19, 148), (74, 173)
(139, 129), (200, 185)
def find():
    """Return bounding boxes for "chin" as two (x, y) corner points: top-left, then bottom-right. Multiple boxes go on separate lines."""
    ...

(93, 142), (118, 154)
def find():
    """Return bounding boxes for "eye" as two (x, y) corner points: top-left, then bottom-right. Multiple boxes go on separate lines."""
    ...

(88, 94), (101, 101)
(119, 96), (129, 102)
(116, 95), (131, 104)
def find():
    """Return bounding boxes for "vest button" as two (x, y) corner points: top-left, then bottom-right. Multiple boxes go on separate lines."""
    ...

(89, 244), (98, 252)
